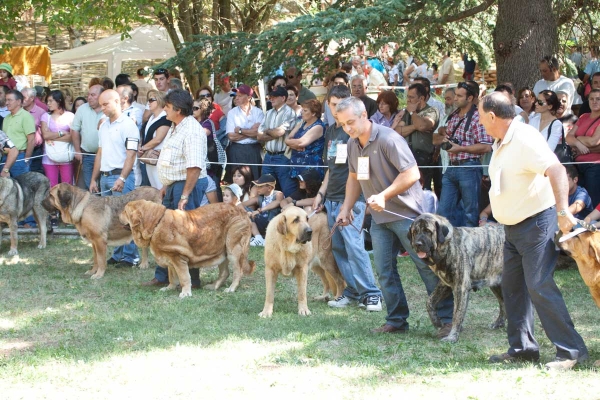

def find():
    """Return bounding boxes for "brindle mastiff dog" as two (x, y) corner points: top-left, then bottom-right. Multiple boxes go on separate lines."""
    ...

(42, 183), (162, 279)
(408, 213), (506, 342)
(0, 172), (50, 255)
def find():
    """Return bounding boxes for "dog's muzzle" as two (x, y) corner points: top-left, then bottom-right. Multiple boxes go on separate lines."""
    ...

(298, 227), (313, 244)
(41, 197), (57, 213)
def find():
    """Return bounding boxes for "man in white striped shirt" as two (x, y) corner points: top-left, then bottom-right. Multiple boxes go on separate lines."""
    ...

(257, 86), (298, 196)
(142, 89), (209, 289)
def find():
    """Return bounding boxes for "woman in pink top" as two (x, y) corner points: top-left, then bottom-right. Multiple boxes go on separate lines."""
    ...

(566, 88), (600, 207)
(41, 90), (75, 186)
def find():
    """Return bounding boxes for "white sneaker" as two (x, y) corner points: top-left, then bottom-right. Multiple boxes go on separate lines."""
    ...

(250, 236), (265, 247)
(328, 295), (353, 308)
(364, 295), (382, 312)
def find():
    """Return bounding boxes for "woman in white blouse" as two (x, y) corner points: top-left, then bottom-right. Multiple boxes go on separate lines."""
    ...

(528, 89), (562, 151)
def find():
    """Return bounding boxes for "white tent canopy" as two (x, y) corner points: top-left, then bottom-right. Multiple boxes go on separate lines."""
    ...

(51, 25), (179, 78)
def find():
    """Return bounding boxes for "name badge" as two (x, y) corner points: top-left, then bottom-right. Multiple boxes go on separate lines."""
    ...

(161, 148), (172, 166)
(335, 144), (348, 164)
(357, 156), (370, 180)
(494, 167), (501, 196)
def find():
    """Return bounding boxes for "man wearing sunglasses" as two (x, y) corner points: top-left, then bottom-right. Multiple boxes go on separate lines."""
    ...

(285, 66), (316, 105)
(435, 80), (492, 228)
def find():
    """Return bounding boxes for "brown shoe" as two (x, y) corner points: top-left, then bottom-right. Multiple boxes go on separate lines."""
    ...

(436, 323), (453, 339)
(370, 324), (408, 334)
(141, 278), (168, 287)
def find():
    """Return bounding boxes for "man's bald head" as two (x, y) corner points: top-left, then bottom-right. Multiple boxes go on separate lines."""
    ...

(99, 89), (122, 120)
(480, 92), (516, 120)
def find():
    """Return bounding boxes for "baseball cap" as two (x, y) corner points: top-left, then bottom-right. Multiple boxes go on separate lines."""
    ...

(268, 86), (288, 98)
(253, 174), (276, 186)
(232, 84), (254, 97)
(224, 183), (243, 199)
(297, 168), (321, 183)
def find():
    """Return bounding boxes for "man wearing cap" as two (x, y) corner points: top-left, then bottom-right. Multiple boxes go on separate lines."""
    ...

(0, 63), (17, 90)
(89, 89), (139, 267)
(71, 84), (105, 189)
(285, 66), (316, 104)
(226, 84), (264, 180)
(257, 86), (298, 196)
(21, 87), (46, 174)
(143, 89), (208, 288)
(312, 85), (383, 312)
(1, 90), (35, 177)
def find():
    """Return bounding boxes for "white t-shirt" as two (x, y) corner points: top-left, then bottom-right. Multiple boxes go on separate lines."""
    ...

(225, 106), (265, 145)
(98, 114), (139, 171)
(368, 68), (387, 87)
(214, 91), (233, 116)
(527, 114), (563, 152)
(533, 76), (579, 109)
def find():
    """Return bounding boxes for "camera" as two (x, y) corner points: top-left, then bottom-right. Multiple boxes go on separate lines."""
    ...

(441, 138), (460, 151)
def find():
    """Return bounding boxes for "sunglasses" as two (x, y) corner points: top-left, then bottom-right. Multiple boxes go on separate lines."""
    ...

(154, 68), (168, 74)
(192, 106), (200, 111)
(536, 100), (547, 106)
(148, 98), (157, 103)
(457, 82), (476, 98)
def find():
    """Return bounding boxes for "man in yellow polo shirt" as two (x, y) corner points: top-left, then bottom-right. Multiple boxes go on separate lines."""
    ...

(480, 92), (587, 371)
(1, 90), (35, 177)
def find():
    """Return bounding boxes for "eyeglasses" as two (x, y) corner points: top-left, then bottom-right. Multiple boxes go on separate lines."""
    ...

(198, 94), (210, 98)
(536, 100), (547, 106)
(148, 98), (157, 103)
(192, 106), (200, 111)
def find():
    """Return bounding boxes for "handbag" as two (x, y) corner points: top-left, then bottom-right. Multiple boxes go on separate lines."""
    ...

(45, 140), (74, 163)
(141, 149), (160, 166)
(547, 119), (573, 163)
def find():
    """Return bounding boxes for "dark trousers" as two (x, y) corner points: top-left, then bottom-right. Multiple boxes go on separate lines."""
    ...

(577, 163), (600, 208)
(503, 207), (587, 361)
(226, 142), (262, 183)
(153, 177), (209, 285)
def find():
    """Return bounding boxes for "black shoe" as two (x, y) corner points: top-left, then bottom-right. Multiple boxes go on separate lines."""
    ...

(107, 257), (121, 265)
(489, 352), (539, 364)
(50, 218), (59, 230)
(116, 260), (137, 268)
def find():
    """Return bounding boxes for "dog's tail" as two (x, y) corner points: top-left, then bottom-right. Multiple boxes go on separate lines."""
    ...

(243, 260), (256, 275)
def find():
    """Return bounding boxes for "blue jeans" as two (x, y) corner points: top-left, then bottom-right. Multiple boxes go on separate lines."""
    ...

(370, 218), (454, 329)
(325, 200), (382, 301)
(100, 173), (138, 263)
(82, 154), (96, 190)
(577, 163), (600, 209)
(438, 159), (482, 227)
(1, 152), (30, 177)
(154, 177), (209, 285)
(503, 207), (587, 361)
(262, 153), (298, 197)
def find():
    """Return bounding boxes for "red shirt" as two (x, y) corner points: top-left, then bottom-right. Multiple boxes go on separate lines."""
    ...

(209, 103), (225, 131)
(574, 113), (600, 163)
(0, 78), (17, 90)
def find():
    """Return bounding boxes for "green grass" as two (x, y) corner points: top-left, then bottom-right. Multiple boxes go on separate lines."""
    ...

(1, 238), (599, 399)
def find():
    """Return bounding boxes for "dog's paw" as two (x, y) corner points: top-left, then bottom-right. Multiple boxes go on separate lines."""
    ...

(440, 334), (459, 343)
(258, 310), (273, 318)
(179, 289), (192, 298)
(313, 295), (330, 302)
(138, 262), (149, 269)
(84, 269), (94, 275)
(7, 248), (18, 256)
(223, 287), (236, 293)
(90, 272), (104, 279)
(160, 284), (177, 292)
(203, 283), (218, 291)
(298, 308), (311, 316)
(37, 244), (46, 249)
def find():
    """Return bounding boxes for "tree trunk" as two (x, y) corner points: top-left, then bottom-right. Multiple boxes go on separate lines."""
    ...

(494, 0), (557, 89)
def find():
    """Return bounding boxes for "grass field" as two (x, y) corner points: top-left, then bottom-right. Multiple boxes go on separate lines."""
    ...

(1, 237), (599, 399)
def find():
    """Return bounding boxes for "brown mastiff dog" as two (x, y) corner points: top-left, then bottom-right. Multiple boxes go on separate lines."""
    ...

(42, 183), (161, 279)
(259, 206), (313, 317)
(119, 200), (255, 298)
(307, 211), (345, 301)
(556, 231), (600, 308)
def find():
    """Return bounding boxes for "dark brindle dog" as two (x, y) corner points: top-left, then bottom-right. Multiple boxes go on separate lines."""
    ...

(408, 213), (506, 342)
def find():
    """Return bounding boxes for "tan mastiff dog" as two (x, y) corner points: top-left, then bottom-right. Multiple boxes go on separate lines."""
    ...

(120, 200), (255, 298)
(42, 183), (161, 279)
(259, 206), (313, 317)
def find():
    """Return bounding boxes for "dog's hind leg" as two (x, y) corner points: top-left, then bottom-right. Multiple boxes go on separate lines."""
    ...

(204, 258), (230, 291)
(32, 206), (47, 249)
(427, 283), (450, 329)
(311, 264), (331, 301)
(7, 215), (18, 256)
(489, 285), (506, 329)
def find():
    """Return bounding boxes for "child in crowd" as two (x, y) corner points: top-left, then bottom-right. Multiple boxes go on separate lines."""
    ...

(241, 174), (284, 246)
(280, 168), (322, 210)
(0, 63), (17, 90)
(223, 183), (242, 206)
(566, 165), (594, 220)
(231, 165), (256, 203)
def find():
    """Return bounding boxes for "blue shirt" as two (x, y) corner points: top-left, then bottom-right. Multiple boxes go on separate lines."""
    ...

(569, 185), (593, 219)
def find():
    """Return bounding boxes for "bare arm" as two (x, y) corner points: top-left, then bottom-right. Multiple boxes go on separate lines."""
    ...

(367, 164), (420, 213)
(312, 170), (329, 210)
(24, 134), (35, 160)
(140, 125), (169, 152)
(286, 125), (323, 148)
(576, 126), (600, 147)
(337, 172), (364, 225)
(1, 147), (19, 176)
(178, 167), (201, 210)
(545, 162), (576, 233)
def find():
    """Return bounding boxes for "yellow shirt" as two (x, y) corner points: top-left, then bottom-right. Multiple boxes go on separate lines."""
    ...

(489, 119), (557, 225)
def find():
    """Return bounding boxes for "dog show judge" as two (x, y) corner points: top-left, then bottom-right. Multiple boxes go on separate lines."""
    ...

(143, 89), (208, 288)
(480, 92), (588, 371)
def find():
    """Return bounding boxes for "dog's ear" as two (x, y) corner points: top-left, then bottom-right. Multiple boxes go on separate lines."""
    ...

(435, 220), (451, 244)
(57, 188), (72, 210)
(407, 224), (414, 242)
(588, 236), (600, 263)
(277, 215), (287, 235)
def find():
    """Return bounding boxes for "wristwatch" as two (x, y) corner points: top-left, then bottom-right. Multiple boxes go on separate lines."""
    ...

(557, 209), (568, 217)
(118, 176), (126, 182)
(238, 128), (243, 134)
(58, 130), (64, 137)
(3, 168), (9, 173)
(180, 194), (188, 200)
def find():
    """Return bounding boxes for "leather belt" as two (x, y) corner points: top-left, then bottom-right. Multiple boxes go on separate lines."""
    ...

(266, 150), (285, 156)
(101, 168), (122, 177)
(449, 158), (479, 166)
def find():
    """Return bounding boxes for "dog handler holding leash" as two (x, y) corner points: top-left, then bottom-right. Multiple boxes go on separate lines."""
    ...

(335, 97), (454, 336)
(480, 92), (588, 371)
